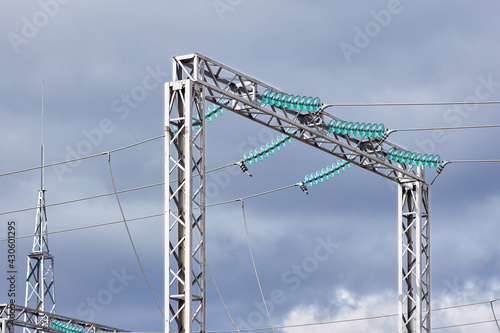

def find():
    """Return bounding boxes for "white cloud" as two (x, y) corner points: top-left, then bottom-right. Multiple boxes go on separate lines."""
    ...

(279, 279), (500, 333)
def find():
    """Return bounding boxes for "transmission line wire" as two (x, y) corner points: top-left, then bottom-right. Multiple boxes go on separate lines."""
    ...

(432, 159), (500, 184)
(390, 124), (500, 133)
(0, 213), (163, 242)
(0, 134), (164, 178)
(0, 182), (164, 216)
(206, 256), (240, 333)
(322, 100), (500, 109)
(432, 319), (499, 331)
(4, 154), (498, 242)
(106, 153), (164, 318)
(240, 199), (276, 333)
(0, 181), (301, 242)
(206, 298), (500, 332)
(206, 184), (300, 208)
(0, 173), (299, 243)
(0, 162), (239, 217)
(491, 299), (500, 332)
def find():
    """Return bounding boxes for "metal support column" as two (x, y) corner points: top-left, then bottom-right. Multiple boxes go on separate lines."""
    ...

(398, 167), (430, 333)
(165, 78), (206, 333)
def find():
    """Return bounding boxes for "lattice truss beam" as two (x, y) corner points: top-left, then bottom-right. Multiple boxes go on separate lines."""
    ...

(172, 53), (425, 184)
(0, 304), (127, 333)
(165, 79), (206, 333)
(398, 174), (430, 333)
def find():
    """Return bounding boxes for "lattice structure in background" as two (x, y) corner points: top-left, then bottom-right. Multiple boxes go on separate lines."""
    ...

(0, 304), (127, 333)
(165, 53), (431, 333)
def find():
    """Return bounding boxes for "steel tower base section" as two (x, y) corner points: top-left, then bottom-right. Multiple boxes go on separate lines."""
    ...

(165, 79), (206, 333)
(398, 170), (430, 333)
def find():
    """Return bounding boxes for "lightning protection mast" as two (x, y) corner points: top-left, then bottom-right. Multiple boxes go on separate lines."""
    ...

(165, 54), (430, 333)
(24, 83), (56, 332)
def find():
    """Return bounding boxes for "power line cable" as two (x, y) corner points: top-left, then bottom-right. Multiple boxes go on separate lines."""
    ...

(0, 135), (164, 178)
(0, 180), (301, 242)
(0, 182), (164, 217)
(0, 162), (239, 217)
(206, 257), (240, 333)
(106, 153), (164, 318)
(5, 153), (498, 243)
(240, 199), (276, 333)
(206, 298), (500, 332)
(206, 184), (300, 208)
(432, 159), (500, 185)
(432, 319), (499, 331)
(0, 213), (163, 242)
(322, 100), (500, 109)
(491, 298), (500, 332)
(390, 124), (500, 133)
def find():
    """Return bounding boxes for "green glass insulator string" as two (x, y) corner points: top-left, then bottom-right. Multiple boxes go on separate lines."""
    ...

(304, 159), (351, 186)
(243, 134), (292, 165)
(328, 120), (385, 138)
(261, 89), (321, 113)
(386, 147), (441, 167)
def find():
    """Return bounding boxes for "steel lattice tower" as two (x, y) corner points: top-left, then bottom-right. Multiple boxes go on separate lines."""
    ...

(165, 53), (431, 333)
(24, 88), (56, 332)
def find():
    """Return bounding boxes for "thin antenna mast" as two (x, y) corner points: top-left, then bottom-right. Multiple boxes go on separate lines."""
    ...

(41, 81), (44, 191)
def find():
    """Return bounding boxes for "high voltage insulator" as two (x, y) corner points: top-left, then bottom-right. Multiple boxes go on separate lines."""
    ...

(194, 100), (229, 129)
(261, 89), (321, 112)
(205, 102), (227, 122)
(51, 319), (84, 333)
(328, 120), (385, 138)
(305, 159), (351, 186)
(243, 134), (291, 165)
(386, 147), (441, 167)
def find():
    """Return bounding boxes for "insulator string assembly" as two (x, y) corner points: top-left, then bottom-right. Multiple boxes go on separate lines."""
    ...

(261, 89), (322, 113)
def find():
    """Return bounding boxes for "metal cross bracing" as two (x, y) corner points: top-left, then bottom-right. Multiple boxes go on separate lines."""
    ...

(398, 173), (431, 333)
(0, 303), (128, 333)
(165, 79), (206, 333)
(24, 123), (57, 333)
(165, 53), (432, 333)
(24, 187), (57, 333)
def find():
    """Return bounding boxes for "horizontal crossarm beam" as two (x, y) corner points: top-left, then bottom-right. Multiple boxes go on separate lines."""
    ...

(172, 53), (424, 184)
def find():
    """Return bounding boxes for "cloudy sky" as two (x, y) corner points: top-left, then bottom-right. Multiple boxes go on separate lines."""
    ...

(1, 0), (500, 332)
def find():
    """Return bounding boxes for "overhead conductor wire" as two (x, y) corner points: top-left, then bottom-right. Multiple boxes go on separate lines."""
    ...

(0, 134), (165, 179)
(0, 182), (301, 243)
(206, 298), (500, 332)
(491, 298), (500, 332)
(240, 199), (276, 333)
(321, 99), (500, 109)
(106, 152), (164, 318)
